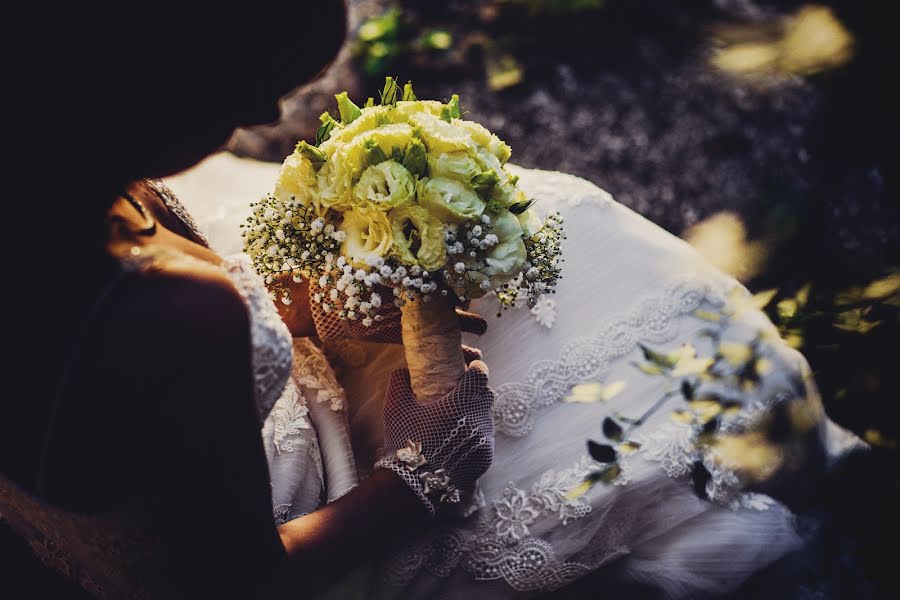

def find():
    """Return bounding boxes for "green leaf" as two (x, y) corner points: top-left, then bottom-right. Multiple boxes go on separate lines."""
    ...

(446, 94), (461, 119)
(507, 173), (520, 186)
(587, 440), (617, 463)
(379, 76), (399, 106)
(401, 81), (417, 102)
(364, 97), (375, 108)
(295, 141), (326, 168)
(363, 137), (388, 165)
(402, 137), (427, 178)
(509, 199), (535, 215)
(439, 106), (452, 123)
(639, 343), (677, 369)
(315, 112), (338, 146)
(391, 146), (405, 163)
(602, 417), (623, 442)
(691, 461), (711, 499)
(472, 169), (500, 198)
(335, 91), (362, 125)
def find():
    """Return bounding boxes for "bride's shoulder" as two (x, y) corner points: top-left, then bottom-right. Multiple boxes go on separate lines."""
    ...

(109, 256), (251, 361)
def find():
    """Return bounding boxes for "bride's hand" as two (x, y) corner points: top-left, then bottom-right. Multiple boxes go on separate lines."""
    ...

(307, 278), (487, 344)
(376, 360), (495, 517)
(269, 272), (316, 337)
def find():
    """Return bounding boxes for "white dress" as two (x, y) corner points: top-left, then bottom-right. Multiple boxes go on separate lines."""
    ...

(166, 154), (864, 598)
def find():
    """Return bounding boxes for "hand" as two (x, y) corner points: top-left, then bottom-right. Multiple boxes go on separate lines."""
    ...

(376, 360), (495, 516)
(308, 279), (487, 344)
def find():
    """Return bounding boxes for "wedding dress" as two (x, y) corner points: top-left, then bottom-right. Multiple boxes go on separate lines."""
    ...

(166, 154), (864, 598)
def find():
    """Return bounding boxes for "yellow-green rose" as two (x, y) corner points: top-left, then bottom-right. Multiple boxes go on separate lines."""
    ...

(339, 209), (394, 267)
(274, 151), (317, 206)
(428, 151), (483, 183)
(417, 177), (485, 223)
(389, 205), (447, 271)
(480, 209), (527, 287)
(353, 160), (415, 210)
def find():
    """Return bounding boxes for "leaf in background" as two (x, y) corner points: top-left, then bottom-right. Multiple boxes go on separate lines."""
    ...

(566, 381), (627, 403)
(640, 343), (678, 369)
(689, 399), (723, 422)
(671, 409), (695, 424)
(681, 380), (695, 400)
(751, 288), (778, 310)
(587, 440), (617, 463)
(602, 417), (623, 442)
(633, 361), (665, 376)
(694, 309), (723, 322)
(618, 441), (642, 455)
(566, 479), (593, 499)
(719, 342), (753, 366)
(486, 53), (524, 91)
(691, 461), (711, 499)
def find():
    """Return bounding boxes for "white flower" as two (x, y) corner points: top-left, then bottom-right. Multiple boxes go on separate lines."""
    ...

(395, 440), (427, 471)
(481, 214), (492, 226)
(379, 265), (393, 277)
(419, 469), (451, 495)
(329, 288), (339, 301)
(318, 275), (329, 288)
(321, 303), (332, 313)
(362, 317), (374, 327)
(370, 293), (382, 308)
(454, 262), (467, 273)
(494, 485), (540, 542)
(471, 225), (483, 236)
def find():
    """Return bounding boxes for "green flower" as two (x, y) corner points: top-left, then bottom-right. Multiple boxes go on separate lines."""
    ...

(428, 151), (483, 183)
(339, 209), (394, 267)
(389, 205), (447, 271)
(407, 112), (476, 155)
(480, 209), (527, 287)
(517, 208), (543, 237)
(456, 120), (512, 164)
(274, 151), (318, 207)
(353, 160), (415, 210)
(417, 177), (485, 223)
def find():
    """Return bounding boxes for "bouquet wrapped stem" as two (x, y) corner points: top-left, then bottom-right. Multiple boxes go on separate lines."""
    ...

(400, 295), (465, 402)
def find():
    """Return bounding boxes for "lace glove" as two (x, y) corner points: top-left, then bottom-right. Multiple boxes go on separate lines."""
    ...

(375, 360), (495, 517)
(308, 279), (487, 345)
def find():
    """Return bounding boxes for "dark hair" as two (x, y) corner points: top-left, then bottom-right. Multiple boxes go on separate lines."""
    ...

(3, 0), (346, 484)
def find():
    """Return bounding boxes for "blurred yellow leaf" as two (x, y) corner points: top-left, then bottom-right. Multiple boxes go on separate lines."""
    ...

(688, 399), (723, 422)
(777, 298), (798, 320)
(755, 358), (773, 376)
(564, 380), (626, 403)
(618, 441), (642, 455)
(486, 53), (523, 91)
(671, 409), (696, 424)
(863, 429), (897, 449)
(711, 5), (853, 77)
(719, 341), (753, 365)
(751, 288), (778, 310)
(862, 272), (900, 300)
(566, 479), (592, 500)
(710, 432), (783, 483)
(671, 356), (714, 377)
(684, 212), (769, 282)
(634, 362), (665, 376)
(694, 309), (723, 322)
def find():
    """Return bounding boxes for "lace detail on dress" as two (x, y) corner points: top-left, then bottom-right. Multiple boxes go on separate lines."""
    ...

(222, 253), (294, 420)
(146, 178), (211, 247)
(383, 458), (596, 592)
(493, 277), (731, 438)
(292, 338), (345, 412)
(269, 379), (311, 454)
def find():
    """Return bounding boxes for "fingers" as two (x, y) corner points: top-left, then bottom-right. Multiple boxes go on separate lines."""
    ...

(456, 308), (488, 336)
(461, 344), (482, 365)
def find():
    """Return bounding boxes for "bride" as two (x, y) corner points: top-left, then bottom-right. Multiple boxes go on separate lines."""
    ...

(3, 2), (859, 599)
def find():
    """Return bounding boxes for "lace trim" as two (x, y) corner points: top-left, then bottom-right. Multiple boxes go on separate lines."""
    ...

(269, 379), (311, 454)
(292, 338), (346, 412)
(222, 254), (294, 420)
(493, 276), (731, 438)
(383, 458), (598, 592)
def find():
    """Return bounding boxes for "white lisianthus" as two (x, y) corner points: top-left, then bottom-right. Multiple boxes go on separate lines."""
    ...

(339, 209), (394, 267)
(517, 208), (544, 237)
(352, 160), (415, 210)
(417, 177), (486, 224)
(274, 151), (317, 206)
(389, 205), (447, 271)
(428, 151), (483, 183)
(456, 119), (512, 164)
(469, 209), (527, 293)
(406, 112), (476, 155)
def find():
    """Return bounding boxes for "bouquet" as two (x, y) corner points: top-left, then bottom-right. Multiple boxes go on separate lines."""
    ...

(244, 78), (564, 399)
